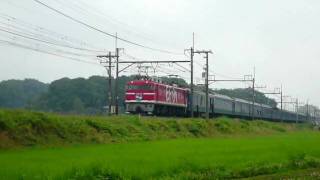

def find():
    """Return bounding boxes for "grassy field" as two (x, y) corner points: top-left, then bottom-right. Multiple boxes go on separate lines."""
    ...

(1, 109), (320, 179)
(1, 132), (320, 179)
(0, 109), (312, 148)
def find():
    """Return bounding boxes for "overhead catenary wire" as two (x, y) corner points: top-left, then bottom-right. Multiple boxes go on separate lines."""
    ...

(174, 62), (190, 72)
(121, 52), (191, 77)
(76, 0), (155, 38)
(0, 28), (100, 58)
(0, 31), (100, 59)
(0, 20), (75, 48)
(0, 19), (104, 53)
(33, 0), (183, 55)
(0, 25), (100, 59)
(0, 12), (105, 51)
(0, 26), (105, 53)
(122, 51), (189, 63)
(53, 0), (157, 44)
(0, 39), (101, 66)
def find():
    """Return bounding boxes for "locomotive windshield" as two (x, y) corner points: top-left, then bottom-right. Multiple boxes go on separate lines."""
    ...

(127, 84), (154, 90)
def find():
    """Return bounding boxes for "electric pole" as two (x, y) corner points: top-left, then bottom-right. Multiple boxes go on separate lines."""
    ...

(115, 33), (120, 115)
(296, 98), (299, 123)
(194, 50), (213, 119)
(280, 85), (283, 122)
(190, 47), (194, 117)
(115, 48), (120, 115)
(97, 52), (118, 115)
(186, 33), (195, 117)
(307, 100), (309, 121)
(108, 52), (112, 115)
(205, 52), (209, 119)
(252, 68), (255, 120)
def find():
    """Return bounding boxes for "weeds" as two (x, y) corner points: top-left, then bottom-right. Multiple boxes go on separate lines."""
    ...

(0, 109), (313, 149)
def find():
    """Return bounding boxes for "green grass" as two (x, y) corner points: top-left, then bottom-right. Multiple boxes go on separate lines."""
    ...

(0, 132), (320, 179)
(0, 109), (319, 179)
(0, 109), (312, 149)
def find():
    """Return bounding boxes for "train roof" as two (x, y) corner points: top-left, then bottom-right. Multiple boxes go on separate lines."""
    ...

(195, 90), (274, 108)
(127, 80), (188, 91)
(212, 93), (234, 101)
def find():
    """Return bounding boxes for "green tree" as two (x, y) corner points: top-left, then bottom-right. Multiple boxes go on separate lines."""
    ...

(72, 97), (85, 113)
(0, 79), (48, 108)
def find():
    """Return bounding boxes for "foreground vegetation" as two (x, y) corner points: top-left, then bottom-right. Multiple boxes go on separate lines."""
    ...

(0, 109), (311, 149)
(0, 109), (319, 179)
(1, 132), (320, 179)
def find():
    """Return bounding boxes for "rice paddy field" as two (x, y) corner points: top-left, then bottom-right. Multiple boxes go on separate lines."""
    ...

(1, 109), (320, 179)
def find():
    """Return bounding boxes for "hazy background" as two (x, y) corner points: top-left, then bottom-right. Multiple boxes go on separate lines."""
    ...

(0, 0), (319, 107)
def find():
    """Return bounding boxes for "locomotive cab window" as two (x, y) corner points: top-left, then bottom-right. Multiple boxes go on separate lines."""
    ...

(127, 85), (154, 90)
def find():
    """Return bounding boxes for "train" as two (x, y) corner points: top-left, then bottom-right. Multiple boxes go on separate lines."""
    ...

(125, 79), (317, 123)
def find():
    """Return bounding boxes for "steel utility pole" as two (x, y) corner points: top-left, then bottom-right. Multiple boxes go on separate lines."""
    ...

(190, 47), (194, 117)
(205, 52), (209, 119)
(296, 98), (299, 123)
(115, 33), (120, 115)
(97, 52), (118, 115)
(115, 48), (120, 115)
(108, 52), (112, 115)
(280, 85), (283, 122)
(184, 33), (196, 117)
(190, 33), (195, 117)
(252, 69), (255, 120)
(307, 100), (309, 121)
(280, 85), (283, 111)
(194, 50), (213, 119)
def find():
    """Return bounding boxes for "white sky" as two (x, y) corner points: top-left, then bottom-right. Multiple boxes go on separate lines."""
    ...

(0, 0), (319, 109)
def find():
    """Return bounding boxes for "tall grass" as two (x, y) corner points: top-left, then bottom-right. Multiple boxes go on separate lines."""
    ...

(0, 109), (312, 149)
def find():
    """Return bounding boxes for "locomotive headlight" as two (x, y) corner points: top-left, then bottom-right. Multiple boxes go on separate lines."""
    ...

(135, 93), (143, 101)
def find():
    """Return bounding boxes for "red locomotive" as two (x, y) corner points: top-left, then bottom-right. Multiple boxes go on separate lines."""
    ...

(125, 79), (188, 115)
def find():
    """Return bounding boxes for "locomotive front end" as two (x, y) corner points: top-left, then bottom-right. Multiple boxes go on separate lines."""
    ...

(125, 80), (156, 114)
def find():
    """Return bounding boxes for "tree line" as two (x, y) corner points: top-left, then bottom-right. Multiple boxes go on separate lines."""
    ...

(0, 76), (277, 114)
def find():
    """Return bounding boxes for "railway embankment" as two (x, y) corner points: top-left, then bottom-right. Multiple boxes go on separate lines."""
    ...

(0, 109), (314, 149)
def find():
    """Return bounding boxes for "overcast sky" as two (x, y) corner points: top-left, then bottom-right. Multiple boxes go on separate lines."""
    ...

(0, 0), (319, 108)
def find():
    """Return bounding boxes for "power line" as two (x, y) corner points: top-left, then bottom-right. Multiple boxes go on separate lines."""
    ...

(0, 26), (104, 53)
(0, 32), (99, 59)
(194, 59), (241, 81)
(0, 18), (104, 53)
(0, 39), (100, 65)
(174, 62), (190, 72)
(123, 51), (189, 63)
(0, 12), (105, 51)
(0, 33), (98, 58)
(0, 20), (70, 47)
(54, 0), (157, 44)
(76, 0), (154, 38)
(33, 0), (183, 55)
